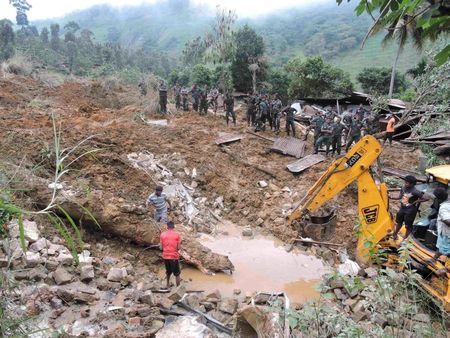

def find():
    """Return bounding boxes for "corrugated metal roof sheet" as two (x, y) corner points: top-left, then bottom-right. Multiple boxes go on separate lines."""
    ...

(287, 154), (326, 173)
(271, 137), (306, 158)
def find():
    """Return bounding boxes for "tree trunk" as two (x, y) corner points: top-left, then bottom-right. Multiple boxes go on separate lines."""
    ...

(252, 70), (257, 94)
(389, 44), (402, 98)
(8, 164), (234, 274)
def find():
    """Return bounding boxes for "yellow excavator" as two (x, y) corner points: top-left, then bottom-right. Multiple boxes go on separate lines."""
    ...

(288, 135), (450, 311)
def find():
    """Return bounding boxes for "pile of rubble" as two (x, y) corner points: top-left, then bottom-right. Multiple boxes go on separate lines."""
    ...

(127, 151), (226, 234)
(318, 268), (441, 337)
(0, 219), (290, 337)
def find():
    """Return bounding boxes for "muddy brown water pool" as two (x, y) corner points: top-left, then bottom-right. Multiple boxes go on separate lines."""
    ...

(163, 221), (329, 303)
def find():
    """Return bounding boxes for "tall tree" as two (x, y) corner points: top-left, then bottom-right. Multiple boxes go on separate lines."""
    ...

(40, 27), (49, 44)
(64, 21), (80, 34)
(66, 41), (77, 73)
(50, 23), (60, 51)
(285, 56), (353, 99)
(231, 25), (265, 93)
(0, 19), (15, 61)
(383, 15), (423, 97)
(338, 0), (450, 66)
(9, 0), (31, 28)
(204, 7), (237, 92)
(357, 67), (406, 95)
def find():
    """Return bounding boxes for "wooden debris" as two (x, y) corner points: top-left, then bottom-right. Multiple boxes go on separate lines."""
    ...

(177, 301), (233, 335)
(382, 167), (427, 183)
(294, 238), (343, 247)
(221, 147), (278, 178)
(215, 133), (244, 145)
(246, 131), (275, 143)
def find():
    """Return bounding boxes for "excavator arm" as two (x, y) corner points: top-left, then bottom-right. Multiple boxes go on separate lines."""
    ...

(288, 135), (394, 263)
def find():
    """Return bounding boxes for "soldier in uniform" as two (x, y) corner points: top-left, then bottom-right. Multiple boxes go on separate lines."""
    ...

(314, 117), (333, 155)
(224, 93), (236, 126)
(199, 86), (208, 115)
(256, 96), (269, 132)
(305, 111), (325, 144)
(191, 84), (200, 112)
(159, 81), (168, 114)
(173, 83), (181, 110)
(331, 117), (347, 156)
(181, 87), (189, 111)
(354, 103), (367, 121)
(209, 87), (219, 114)
(246, 93), (255, 127)
(362, 112), (379, 135)
(346, 115), (364, 151)
(138, 81), (147, 97)
(271, 94), (283, 133)
(284, 106), (297, 137)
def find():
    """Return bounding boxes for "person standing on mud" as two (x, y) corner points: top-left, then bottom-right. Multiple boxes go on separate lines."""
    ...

(383, 113), (396, 146)
(330, 116), (347, 156)
(181, 87), (189, 111)
(146, 186), (171, 223)
(191, 84), (200, 112)
(283, 106), (297, 137)
(314, 116), (333, 155)
(345, 115), (363, 152)
(160, 221), (181, 289)
(199, 86), (208, 115)
(271, 94), (283, 133)
(225, 93), (236, 126)
(159, 81), (168, 114)
(138, 81), (147, 97)
(173, 83), (181, 110)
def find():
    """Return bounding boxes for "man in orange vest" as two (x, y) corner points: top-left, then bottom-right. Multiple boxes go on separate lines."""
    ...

(383, 114), (396, 146)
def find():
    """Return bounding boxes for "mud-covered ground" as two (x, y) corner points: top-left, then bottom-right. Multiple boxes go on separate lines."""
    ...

(0, 75), (421, 250)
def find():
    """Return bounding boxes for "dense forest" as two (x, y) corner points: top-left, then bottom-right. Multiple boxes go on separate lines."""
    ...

(1, 0), (448, 102)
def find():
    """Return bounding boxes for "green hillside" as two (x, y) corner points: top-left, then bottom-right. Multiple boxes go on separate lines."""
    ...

(34, 0), (423, 79)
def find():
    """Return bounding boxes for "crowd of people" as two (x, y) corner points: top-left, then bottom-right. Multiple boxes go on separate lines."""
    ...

(145, 82), (400, 157)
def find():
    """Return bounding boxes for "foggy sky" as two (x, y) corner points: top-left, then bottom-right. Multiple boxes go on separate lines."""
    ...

(0, 0), (329, 21)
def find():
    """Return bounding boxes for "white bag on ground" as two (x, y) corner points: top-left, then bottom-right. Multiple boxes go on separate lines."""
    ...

(338, 258), (360, 276)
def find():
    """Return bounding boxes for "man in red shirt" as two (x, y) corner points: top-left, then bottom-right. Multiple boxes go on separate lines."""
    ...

(160, 221), (181, 288)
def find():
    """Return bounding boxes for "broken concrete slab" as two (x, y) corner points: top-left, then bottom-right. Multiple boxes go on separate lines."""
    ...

(271, 137), (306, 158)
(287, 154), (326, 173)
(155, 316), (213, 338)
(107, 267), (128, 283)
(145, 119), (168, 126)
(215, 132), (244, 146)
(80, 265), (95, 282)
(234, 305), (284, 338)
(29, 238), (50, 252)
(54, 266), (73, 285)
(218, 298), (238, 315)
(382, 167), (427, 183)
(25, 251), (41, 267)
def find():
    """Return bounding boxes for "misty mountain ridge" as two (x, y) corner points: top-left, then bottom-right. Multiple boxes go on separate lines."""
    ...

(34, 0), (421, 78)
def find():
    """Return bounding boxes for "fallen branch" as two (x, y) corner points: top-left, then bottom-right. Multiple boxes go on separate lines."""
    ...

(177, 300), (233, 335)
(294, 238), (343, 247)
(221, 147), (278, 179)
(246, 131), (275, 142)
(179, 249), (213, 275)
